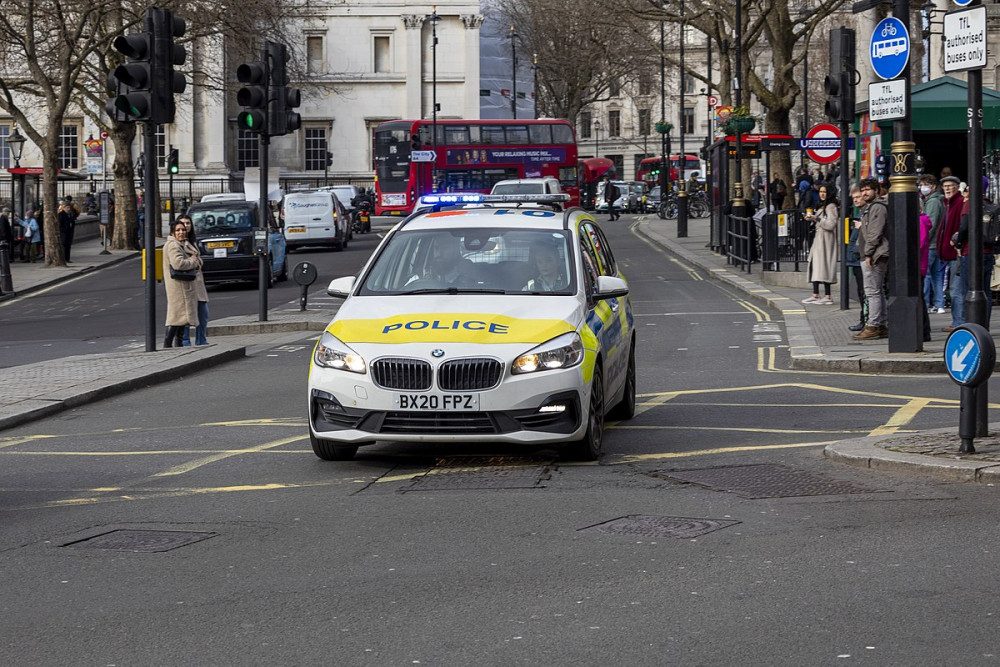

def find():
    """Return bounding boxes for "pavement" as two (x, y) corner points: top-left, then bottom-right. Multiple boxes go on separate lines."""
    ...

(0, 215), (996, 484)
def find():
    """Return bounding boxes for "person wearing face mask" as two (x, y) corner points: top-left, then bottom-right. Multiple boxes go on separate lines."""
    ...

(937, 175), (966, 331)
(919, 175), (947, 314)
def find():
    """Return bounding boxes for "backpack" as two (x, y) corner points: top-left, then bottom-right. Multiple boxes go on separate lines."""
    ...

(776, 181), (787, 196)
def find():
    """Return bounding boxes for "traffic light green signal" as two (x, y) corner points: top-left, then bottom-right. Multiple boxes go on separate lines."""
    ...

(237, 61), (268, 134)
(167, 148), (179, 175)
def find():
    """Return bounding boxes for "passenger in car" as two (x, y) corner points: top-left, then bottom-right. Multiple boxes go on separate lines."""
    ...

(523, 241), (567, 292)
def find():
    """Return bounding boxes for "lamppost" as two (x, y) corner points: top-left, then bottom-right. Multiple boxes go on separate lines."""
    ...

(7, 125), (26, 220)
(677, 0), (688, 237)
(2, 125), (25, 294)
(428, 7), (441, 187)
(659, 12), (668, 201)
(594, 119), (601, 158)
(509, 25), (518, 119)
(532, 53), (539, 120)
(732, 0), (747, 218)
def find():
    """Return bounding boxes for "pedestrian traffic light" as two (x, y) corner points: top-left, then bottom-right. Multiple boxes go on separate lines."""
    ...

(150, 8), (186, 125)
(237, 60), (268, 133)
(824, 27), (856, 124)
(167, 148), (179, 175)
(106, 23), (153, 122)
(410, 133), (421, 151)
(268, 42), (301, 136)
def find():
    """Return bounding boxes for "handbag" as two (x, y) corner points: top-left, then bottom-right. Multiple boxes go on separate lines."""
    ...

(169, 265), (197, 281)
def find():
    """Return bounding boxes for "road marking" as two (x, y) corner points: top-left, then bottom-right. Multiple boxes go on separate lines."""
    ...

(613, 441), (838, 463)
(0, 435), (56, 450)
(152, 434), (308, 477)
(867, 398), (932, 436)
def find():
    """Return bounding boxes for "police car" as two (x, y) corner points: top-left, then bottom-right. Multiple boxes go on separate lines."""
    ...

(308, 193), (636, 461)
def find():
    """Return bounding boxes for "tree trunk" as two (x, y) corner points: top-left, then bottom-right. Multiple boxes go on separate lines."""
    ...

(110, 123), (138, 250)
(41, 130), (65, 268)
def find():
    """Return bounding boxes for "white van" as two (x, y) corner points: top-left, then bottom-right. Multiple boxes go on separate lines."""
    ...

(282, 191), (351, 251)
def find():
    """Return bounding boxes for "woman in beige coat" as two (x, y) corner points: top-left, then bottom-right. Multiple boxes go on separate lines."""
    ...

(802, 183), (840, 305)
(163, 220), (203, 347)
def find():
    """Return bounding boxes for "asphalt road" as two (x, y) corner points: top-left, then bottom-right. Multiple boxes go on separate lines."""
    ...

(0, 214), (993, 665)
(0, 224), (389, 368)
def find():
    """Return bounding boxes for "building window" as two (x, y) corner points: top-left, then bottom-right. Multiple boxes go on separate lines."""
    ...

(608, 110), (621, 137)
(373, 35), (391, 73)
(307, 36), (324, 74)
(237, 128), (259, 170)
(580, 111), (592, 139)
(58, 125), (79, 170)
(609, 154), (624, 176)
(683, 74), (696, 95)
(638, 109), (651, 136)
(0, 124), (9, 169)
(682, 107), (695, 134)
(608, 77), (620, 97)
(304, 127), (328, 171)
(638, 72), (653, 96)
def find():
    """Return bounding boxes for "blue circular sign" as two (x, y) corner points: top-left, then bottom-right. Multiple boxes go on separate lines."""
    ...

(953, 0), (972, 6)
(869, 18), (910, 81)
(945, 324), (995, 386)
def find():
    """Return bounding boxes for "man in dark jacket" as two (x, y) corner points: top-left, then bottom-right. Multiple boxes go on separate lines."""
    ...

(603, 177), (621, 221)
(854, 178), (890, 340)
(57, 196), (80, 262)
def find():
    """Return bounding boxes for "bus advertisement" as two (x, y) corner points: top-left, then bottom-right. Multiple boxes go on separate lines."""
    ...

(373, 119), (580, 215)
(636, 154), (704, 188)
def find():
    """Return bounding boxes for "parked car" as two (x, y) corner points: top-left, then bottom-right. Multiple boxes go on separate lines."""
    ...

(490, 177), (563, 196)
(282, 190), (351, 252)
(186, 199), (288, 286)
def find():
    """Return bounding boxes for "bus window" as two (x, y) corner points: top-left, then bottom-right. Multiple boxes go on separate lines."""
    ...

(444, 125), (470, 145)
(552, 123), (575, 144)
(506, 125), (529, 144)
(481, 125), (505, 145)
(529, 124), (553, 144)
(559, 165), (578, 190)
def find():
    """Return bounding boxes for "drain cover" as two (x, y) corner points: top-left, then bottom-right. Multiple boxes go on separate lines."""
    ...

(657, 464), (887, 499)
(62, 529), (217, 553)
(579, 515), (740, 539)
(403, 459), (553, 492)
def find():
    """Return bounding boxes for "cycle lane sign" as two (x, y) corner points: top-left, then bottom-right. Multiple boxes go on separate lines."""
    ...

(869, 17), (909, 81)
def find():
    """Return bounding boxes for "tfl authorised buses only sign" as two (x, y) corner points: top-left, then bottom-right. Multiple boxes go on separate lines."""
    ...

(943, 5), (987, 73)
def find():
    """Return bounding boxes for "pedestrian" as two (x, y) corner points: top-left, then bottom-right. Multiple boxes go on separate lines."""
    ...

(802, 183), (839, 305)
(937, 175), (966, 331)
(57, 196), (79, 262)
(769, 172), (786, 210)
(177, 215), (210, 346)
(162, 219), (201, 348)
(853, 178), (890, 340)
(24, 209), (41, 263)
(919, 175), (947, 313)
(952, 175), (997, 329)
(845, 186), (868, 332)
(0, 206), (12, 253)
(918, 200), (933, 342)
(603, 176), (621, 221)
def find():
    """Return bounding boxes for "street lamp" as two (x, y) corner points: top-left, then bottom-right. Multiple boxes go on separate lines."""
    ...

(509, 25), (518, 120)
(428, 7), (441, 187)
(7, 125), (26, 221)
(532, 53), (539, 120)
(594, 119), (601, 158)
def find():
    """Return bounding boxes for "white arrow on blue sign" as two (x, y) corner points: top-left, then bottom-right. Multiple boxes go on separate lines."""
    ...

(945, 328), (982, 384)
(870, 17), (910, 81)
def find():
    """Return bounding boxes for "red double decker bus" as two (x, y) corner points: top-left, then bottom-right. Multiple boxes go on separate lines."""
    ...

(373, 119), (579, 215)
(636, 154), (704, 188)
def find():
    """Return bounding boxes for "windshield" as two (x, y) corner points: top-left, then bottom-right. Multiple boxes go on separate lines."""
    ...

(359, 227), (576, 295)
(492, 183), (544, 194)
(190, 207), (254, 234)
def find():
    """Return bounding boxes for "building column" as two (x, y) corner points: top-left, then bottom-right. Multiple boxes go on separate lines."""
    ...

(403, 14), (425, 119)
(461, 14), (484, 119)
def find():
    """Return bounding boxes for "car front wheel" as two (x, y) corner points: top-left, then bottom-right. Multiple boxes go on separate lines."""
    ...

(310, 432), (358, 461)
(565, 367), (604, 461)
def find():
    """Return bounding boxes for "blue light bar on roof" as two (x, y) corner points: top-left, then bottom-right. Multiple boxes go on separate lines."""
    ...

(419, 193), (485, 205)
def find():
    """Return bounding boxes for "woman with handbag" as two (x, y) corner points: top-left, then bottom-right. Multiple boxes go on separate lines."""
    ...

(177, 215), (210, 346)
(802, 183), (840, 305)
(163, 219), (201, 348)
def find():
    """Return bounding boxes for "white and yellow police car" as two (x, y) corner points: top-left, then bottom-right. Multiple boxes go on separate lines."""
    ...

(308, 193), (635, 461)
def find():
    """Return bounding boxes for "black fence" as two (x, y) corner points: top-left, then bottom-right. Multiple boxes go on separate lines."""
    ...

(724, 208), (811, 273)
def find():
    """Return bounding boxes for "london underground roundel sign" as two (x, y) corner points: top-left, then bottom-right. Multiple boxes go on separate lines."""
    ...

(800, 124), (842, 164)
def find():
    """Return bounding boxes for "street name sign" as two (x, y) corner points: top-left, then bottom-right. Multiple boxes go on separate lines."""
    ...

(868, 78), (907, 121)
(943, 6), (987, 72)
(945, 324), (995, 386)
(869, 17), (910, 80)
(411, 150), (438, 162)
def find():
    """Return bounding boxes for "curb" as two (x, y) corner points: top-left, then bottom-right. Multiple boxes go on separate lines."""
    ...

(824, 432), (1000, 484)
(0, 251), (141, 302)
(208, 319), (329, 336)
(0, 344), (246, 431)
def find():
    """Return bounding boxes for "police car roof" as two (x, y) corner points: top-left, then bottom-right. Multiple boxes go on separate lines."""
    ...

(403, 206), (569, 231)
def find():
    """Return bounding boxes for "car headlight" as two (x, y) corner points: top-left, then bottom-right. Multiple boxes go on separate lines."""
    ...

(314, 332), (367, 374)
(512, 332), (584, 374)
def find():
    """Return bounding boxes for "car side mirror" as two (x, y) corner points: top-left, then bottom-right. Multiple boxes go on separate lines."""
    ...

(594, 275), (629, 301)
(327, 276), (356, 298)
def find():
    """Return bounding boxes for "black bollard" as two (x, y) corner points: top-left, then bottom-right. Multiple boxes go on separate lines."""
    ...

(0, 240), (13, 295)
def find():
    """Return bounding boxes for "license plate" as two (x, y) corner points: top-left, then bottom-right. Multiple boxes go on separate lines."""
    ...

(395, 393), (479, 411)
(286, 227), (306, 233)
(206, 241), (234, 249)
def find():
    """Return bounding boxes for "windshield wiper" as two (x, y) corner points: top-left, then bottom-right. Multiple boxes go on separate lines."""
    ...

(400, 287), (507, 295)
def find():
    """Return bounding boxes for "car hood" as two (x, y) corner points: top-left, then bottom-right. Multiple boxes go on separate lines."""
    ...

(326, 295), (582, 345)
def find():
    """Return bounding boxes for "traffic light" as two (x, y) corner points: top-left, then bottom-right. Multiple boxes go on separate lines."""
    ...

(326, 151), (334, 168)
(410, 133), (421, 151)
(150, 8), (186, 125)
(824, 27), (856, 124)
(237, 60), (268, 133)
(167, 148), (179, 175)
(268, 42), (301, 136)
(106, 22), (153, 121)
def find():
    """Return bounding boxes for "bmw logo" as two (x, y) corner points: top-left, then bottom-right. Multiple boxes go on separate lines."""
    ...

(431, 349), (445, 358)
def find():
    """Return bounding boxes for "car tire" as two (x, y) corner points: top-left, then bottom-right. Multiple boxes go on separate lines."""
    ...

(565, 366), (604, 461)
(608, 343), (636, 420)
(310, 432), (358, 461)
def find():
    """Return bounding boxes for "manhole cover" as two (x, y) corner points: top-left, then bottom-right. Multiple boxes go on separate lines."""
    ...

(62, 529), (218, 553)
(402, 463), (552, 492)
(579, 515), (740, 539)
(657, 464), (887, 499)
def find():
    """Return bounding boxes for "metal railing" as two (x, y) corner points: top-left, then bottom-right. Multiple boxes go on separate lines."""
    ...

(757, 209), (809, 272)
(726, 213), (755, 273)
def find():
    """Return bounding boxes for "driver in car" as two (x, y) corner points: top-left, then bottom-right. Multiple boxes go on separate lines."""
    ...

(406, 236), (476, 286)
